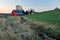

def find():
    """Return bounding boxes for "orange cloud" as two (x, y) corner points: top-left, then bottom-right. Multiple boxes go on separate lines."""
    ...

(0, 4), (15, 13)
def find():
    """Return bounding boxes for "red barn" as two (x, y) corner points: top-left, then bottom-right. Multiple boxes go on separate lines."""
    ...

(11, 10), (23, 16)
(12, 10), (17, 16)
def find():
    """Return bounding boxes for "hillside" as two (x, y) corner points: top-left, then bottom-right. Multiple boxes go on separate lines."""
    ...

(0, 8), (60, 40)
(0, 16), (59, 40)
(25, 8), (60, 27)
(0, 16), (42, 40)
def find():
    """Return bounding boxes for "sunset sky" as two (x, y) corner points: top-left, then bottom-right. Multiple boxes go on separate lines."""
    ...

(0, 0), (60, 13)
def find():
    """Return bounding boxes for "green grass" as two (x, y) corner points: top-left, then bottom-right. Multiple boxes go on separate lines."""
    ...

(25, 9), (60, 26)
(37, 26), (60, 38)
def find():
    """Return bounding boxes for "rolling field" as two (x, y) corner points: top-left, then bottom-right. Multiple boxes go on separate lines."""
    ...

(0, 8), (60, 40)
(25, 9), (60, 26)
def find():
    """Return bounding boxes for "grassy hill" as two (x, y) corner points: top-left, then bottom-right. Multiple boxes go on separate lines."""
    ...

(0, 16), (42, 40)
(25, 8), (60, 26)
(0, 16), (60, 40)
(0, 8), (60, 40)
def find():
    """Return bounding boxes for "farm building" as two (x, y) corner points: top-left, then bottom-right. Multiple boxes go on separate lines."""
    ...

(11, 5), (35, 16)
(11, 5), (24, 16)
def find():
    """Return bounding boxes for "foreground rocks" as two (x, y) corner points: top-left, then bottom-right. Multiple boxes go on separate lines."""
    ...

(0, 16), (60, 40)
(0, 16), (41, 40)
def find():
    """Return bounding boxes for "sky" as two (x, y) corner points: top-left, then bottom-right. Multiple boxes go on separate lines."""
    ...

(0, 0), (60, 13)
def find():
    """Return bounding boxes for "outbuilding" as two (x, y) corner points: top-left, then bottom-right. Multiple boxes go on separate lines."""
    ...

(11, 5), (23, 16)
(12, 10), (23, 16)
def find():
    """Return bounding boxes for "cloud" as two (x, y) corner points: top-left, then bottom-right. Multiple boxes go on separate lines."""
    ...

(0, 4), (60, 13)
(34, 6), (58, 12)
(22, 5), (58, 12)
(0, 4), (15, 13)
(23, 6), (31, 11)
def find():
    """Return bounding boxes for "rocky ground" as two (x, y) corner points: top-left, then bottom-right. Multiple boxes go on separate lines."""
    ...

(0, 16), (59, 40)
(0, 16), (41, 40)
